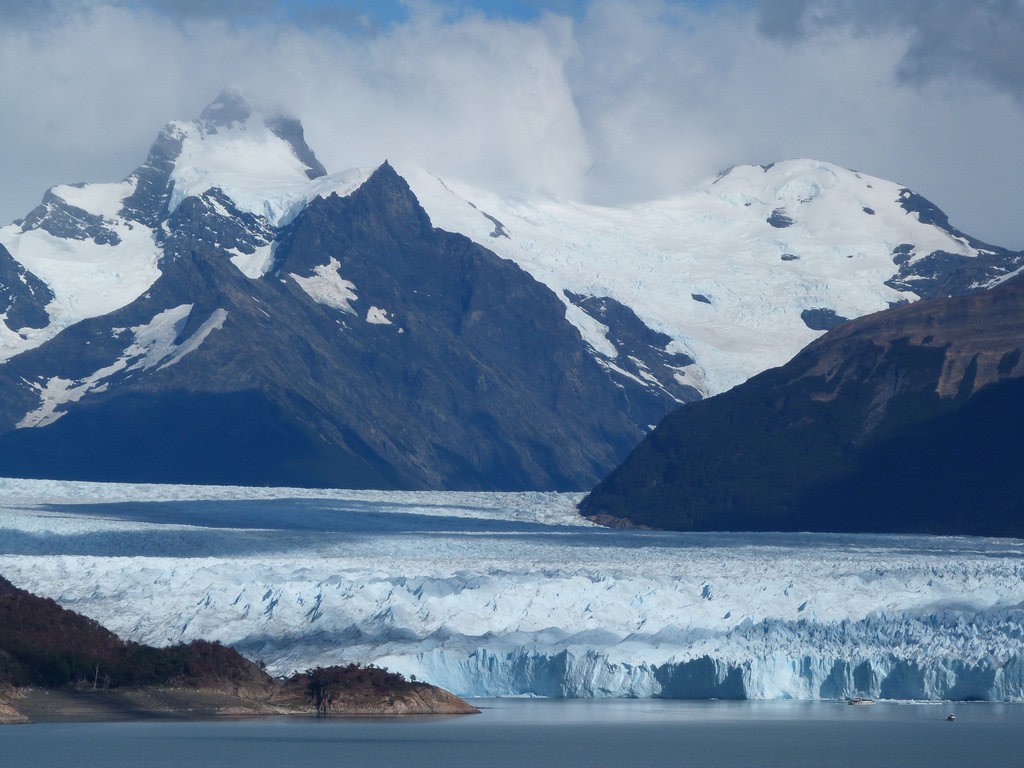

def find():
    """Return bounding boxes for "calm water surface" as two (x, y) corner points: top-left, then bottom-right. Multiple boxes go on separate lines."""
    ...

(3, 699), (1022, 767)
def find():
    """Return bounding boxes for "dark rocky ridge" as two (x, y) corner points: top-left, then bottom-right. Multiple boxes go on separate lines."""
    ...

(266, 115), (328, 180)
(886, 247), (1024, 299)
(0, 243), (52, 331)
(164, 187), (274, 259)
(20, 188), (122, 245)
(564, 290), (701, 415)
(886, 189), (1024, 299)
(0, 164), (654, 490)
(580, 275), (1024, 536)
(118, 122), (186, 227)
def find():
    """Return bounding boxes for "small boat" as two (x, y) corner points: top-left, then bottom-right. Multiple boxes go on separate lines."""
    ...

(847, 697), (876, 705)
(946, 713), (956, 721)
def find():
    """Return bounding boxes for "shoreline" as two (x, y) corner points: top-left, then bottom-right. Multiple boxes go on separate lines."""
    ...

(1, 684), (480, 725)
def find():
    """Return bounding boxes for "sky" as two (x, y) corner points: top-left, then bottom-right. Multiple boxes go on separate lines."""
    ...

(2, 0), (1023, 249)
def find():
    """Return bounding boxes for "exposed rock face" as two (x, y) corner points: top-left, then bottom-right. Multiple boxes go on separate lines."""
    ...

(3, 93), (1023, 492)
(580, 276), (1024, 536)
(884, 188), (1021, 299)
(800, 307), (849, 331)
(564, 290), (701, 413)
(0, 683), (27, 724)
(20, 189), (122, 245)
(0, 244), (52, 331)
(0, 164), (649, 490)
(118, 122), (186, 226)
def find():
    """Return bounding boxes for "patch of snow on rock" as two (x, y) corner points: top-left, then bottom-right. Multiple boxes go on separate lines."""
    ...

(366, 306), (393, 325)
(229, 243), (276, 279)
(125, 304), (193, 371)
(291, 257), (358, 315)
(159, 308), (228, 370)
(15, 305), (227, 427)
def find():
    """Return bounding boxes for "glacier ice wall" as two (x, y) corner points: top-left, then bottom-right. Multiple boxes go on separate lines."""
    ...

(0, 478), (1022, 701)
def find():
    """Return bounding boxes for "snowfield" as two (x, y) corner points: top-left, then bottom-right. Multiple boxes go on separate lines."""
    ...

(402, 160), (974, 395)
(3, 91), (1006, 401)
(1, 478), (1022, 702)
(0, 199), (162, 362)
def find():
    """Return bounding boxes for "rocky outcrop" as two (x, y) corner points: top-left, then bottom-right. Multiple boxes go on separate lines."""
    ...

(0, 684), (27, 724)
(0, 243), (52, 332)
(275, 665), (478, 716)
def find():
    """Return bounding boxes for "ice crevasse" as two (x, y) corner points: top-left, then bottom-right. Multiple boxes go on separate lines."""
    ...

(0, 482), (1022, 702)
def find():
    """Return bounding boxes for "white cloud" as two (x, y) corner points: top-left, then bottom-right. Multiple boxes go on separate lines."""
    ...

(566, 1), (1024, 249)
(284, 12), (591, 200)
(1, 0), (1023, 249)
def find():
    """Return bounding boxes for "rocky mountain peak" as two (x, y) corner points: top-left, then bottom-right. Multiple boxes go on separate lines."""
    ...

(265, 114), (328, 180)
(199, 88), (252, 130)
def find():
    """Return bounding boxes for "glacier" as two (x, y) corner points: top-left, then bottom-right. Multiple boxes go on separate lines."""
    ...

(0, 477), (1022, 702)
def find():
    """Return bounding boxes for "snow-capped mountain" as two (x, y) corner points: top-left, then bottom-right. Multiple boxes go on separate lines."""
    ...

(0, 90), (1019, 489)
(405, 158), (1022, 395)
(1, 92), (697, 490)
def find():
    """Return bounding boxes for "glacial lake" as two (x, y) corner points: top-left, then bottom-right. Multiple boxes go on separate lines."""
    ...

(4, 699), (1023, 767)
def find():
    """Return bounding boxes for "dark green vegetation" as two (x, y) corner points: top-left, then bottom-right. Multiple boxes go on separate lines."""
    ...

(0, 573), (268, 696)
(0, 575), (268, 691)
(0, 575), (475, 720)
(296, 664), (425, 716)
(580, 277), (1024, 536)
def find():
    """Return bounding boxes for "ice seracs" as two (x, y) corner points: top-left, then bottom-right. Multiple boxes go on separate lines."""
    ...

(0, 479), (1021, 702)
